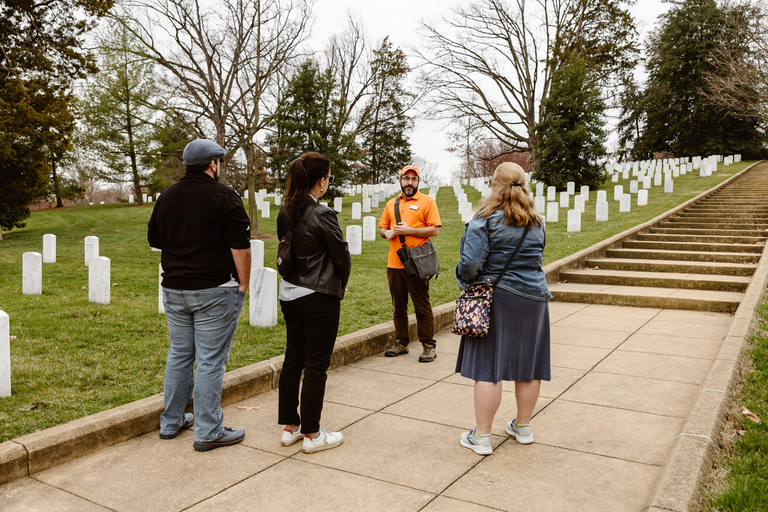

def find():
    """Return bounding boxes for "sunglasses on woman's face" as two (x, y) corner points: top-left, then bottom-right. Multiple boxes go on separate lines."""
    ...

(325, 175), (335, 184)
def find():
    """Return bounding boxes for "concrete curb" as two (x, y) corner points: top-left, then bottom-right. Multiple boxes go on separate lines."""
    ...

(647, 225), (768, 511)
(542, 162), (763, 282)
(0, 303), (456, 485)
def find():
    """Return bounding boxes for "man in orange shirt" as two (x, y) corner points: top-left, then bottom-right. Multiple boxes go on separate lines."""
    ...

(379, 165), (442, 362)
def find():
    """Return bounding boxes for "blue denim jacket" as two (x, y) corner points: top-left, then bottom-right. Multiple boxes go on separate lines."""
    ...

(455, 210), (552, 301)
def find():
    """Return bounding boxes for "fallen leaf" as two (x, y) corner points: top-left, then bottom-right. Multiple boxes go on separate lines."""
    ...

(236, 406), (260, 411)
(737, 429), (746, 436)
(742, 408), (760, 423)
(10, 336), (16, 340)
(81, 286), (87, 290)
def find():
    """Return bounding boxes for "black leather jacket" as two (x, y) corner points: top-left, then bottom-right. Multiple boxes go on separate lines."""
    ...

(277, 200), (351, 299)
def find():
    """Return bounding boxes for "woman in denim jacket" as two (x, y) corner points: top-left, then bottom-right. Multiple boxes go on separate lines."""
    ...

(455, 162), (552, 455)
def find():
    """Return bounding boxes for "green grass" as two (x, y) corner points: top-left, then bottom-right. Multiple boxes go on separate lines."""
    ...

(703, 298), (768, 511)
(0, 161), (755, 442)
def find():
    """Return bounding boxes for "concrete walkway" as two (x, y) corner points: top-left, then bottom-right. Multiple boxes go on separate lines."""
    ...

(1, 302), (734, 512)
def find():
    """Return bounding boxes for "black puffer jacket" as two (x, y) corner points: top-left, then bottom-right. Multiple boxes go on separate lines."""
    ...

(277, 199), (351, 299)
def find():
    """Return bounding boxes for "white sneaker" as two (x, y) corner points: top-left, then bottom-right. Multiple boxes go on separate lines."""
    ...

(301, 428), (344, 453)
(281, 426), (303, 446)
(506, 419), (534, 444)
(460, 428), (493, 455)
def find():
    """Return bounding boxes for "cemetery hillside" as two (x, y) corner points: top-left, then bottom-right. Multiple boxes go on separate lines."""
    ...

(0, 158), (756, 443)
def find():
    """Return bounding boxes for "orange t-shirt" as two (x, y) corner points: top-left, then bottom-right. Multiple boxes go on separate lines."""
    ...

(378, 190), (442, 269)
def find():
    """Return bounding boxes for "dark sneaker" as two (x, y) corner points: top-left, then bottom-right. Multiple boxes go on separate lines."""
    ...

(418, 345), (437, 363)
(385, 343), (409, 357)
(193, 427), (245, 451)
(159, 412), (194, 439)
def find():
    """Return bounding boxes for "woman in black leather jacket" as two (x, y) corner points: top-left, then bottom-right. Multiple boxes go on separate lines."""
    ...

(275, 152), (351, 454)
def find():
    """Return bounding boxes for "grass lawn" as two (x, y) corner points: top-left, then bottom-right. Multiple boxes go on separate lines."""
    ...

(703, 297), (768, 511)
(0, 161), (755, 442)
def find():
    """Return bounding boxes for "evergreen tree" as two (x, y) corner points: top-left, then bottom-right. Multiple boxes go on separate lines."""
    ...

(77, 24), (159, 205)
(634, 0), (764, 158)
(532, 57), (607, 188)
(266, 60), (359, 188)
(358, 38), (412, 183)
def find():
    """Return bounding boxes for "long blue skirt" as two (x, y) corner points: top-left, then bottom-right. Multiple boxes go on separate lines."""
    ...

(455, 287), (551, 383)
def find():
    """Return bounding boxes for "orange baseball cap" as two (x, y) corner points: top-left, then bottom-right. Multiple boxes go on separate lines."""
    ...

(400, 165), (419, 176)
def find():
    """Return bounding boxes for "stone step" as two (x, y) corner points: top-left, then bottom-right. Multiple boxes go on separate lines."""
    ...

(559, 269), (750, 292)
(548, 283), (742, 313)
(605, 247), (761, 263)
(623, 240), (765, 253)
(675, 213), (768, 220)
(685, 207), (768, 213)
(649, 227), (768, 237)
(636, 233), (767, 244)
(584, 258), (758, 276)
(660, 220), (768, 229)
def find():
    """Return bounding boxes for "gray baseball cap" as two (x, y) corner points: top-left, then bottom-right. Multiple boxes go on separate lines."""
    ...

(183, 139), (226, 167)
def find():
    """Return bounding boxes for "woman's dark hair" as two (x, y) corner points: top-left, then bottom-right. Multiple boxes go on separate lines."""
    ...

(284, 152), (330, 220)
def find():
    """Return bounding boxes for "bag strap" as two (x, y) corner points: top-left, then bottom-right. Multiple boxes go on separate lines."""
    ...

(492, 224), (530, 289)
(394, 196), (407, 249)
(286, 199), (319, 246)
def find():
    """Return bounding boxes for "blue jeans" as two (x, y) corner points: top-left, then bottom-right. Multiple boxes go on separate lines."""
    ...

(160, 286), (244, 442)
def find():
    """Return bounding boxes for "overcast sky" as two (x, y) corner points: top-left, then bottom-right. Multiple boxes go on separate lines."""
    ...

(310, 0), (670, 181)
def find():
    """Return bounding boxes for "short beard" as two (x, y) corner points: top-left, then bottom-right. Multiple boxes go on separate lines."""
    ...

(401, 184), (417, 198)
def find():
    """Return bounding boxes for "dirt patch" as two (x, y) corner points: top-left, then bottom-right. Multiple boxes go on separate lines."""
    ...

(251, 232), (277, 240)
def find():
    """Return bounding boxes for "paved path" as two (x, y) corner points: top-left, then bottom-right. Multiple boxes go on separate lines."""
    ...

(1, 302), (733, 512)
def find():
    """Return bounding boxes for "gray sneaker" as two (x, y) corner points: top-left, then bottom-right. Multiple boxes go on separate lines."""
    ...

(418, 345), (437, 363)
(385, 343), (409, 357)
(506, 419), (533, 444)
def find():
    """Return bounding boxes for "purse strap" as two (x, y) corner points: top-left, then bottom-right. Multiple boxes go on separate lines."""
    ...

(492, 223), (530, 289)
(394, 196), (407, 250)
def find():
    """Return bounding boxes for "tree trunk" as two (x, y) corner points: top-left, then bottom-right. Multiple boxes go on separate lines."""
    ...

(125, 90), (144, 206)
(51, 161), (64, 208)
(244, 141), (260, 236)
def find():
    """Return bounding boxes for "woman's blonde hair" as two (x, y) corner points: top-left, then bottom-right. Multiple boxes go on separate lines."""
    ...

(475, 162), (542, 228)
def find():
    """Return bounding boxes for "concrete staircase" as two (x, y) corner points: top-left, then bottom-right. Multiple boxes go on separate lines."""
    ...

(549, 165), (768, 312)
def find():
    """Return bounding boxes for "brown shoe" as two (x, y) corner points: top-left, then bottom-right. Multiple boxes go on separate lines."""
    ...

(419, 345), (437, 363)
(385, 343), (409, 357)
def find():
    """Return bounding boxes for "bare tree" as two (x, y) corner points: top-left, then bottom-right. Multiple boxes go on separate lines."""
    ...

(411, 155), (441, 187)
(116, 0), (312, 187)
(702, 1), (768, 125)
(416, 0), (638, 167)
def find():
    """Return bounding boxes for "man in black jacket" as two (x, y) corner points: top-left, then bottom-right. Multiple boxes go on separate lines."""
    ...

(148, 139), (251, 452)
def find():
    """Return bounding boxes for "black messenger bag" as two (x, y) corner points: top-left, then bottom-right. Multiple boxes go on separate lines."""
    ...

(394, 196), (440, 281)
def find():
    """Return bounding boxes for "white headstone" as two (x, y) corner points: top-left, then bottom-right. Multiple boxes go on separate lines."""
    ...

(334, 197), (343, 213)
(363, 216), (376, 242)
(629, 180), (638, 194)
(664, 179), (674, 193)
(643, 175), (652, 189)
(129, 194), (134, 204)
(596, 201), (609, 222)
(84, 236), (99, 267)
(275, 195), (281, 206)
(22, 252), (42, 295)
(567, 210), (581, 232)
(547, 186), (556, 201)
(362, 197), (371, 213)
(43, 234), (56, 263)
(371, 195), (379, 208)
(597, 190), (607, 203)
(566, 182), (575, 195)
(347, 225), (362, 255)
(536, 182), (544, 196)
(244, 190), (249, 199)
(250, 239), (265, 268)
(559, 191), (569, 208)
(0, 310), (9, 397)
(580, 186), (589, 200)
(89, 256), (111, 305)
(158, 264), (165, 315)
(546, 202), (559, 223)
(259, 202), (270, 218)
(320, 202), (328, 208)
(613, 185), (624, 201)
(147, 196), (153, 203)
(534, 195), (546, 215)
(620, 194), (631, 213)
(142, 193), (148, 202)
(259, 188), (267, 198)
(250, 267), (277, 327)
(654, 173), (662, 187)
(638, 189), (649, 206)
(574, 195), (586, 213)
(611, 173), (619, 183)
(352, 202), (362, 220)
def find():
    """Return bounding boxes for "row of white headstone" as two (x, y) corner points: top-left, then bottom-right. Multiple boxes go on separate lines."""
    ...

(1, 309), (10, 397)
(22, 235), (111, 304)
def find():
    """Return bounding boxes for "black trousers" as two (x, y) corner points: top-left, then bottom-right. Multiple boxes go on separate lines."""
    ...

(278, 292), (341, 433)
(387, 268), (436, 347)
